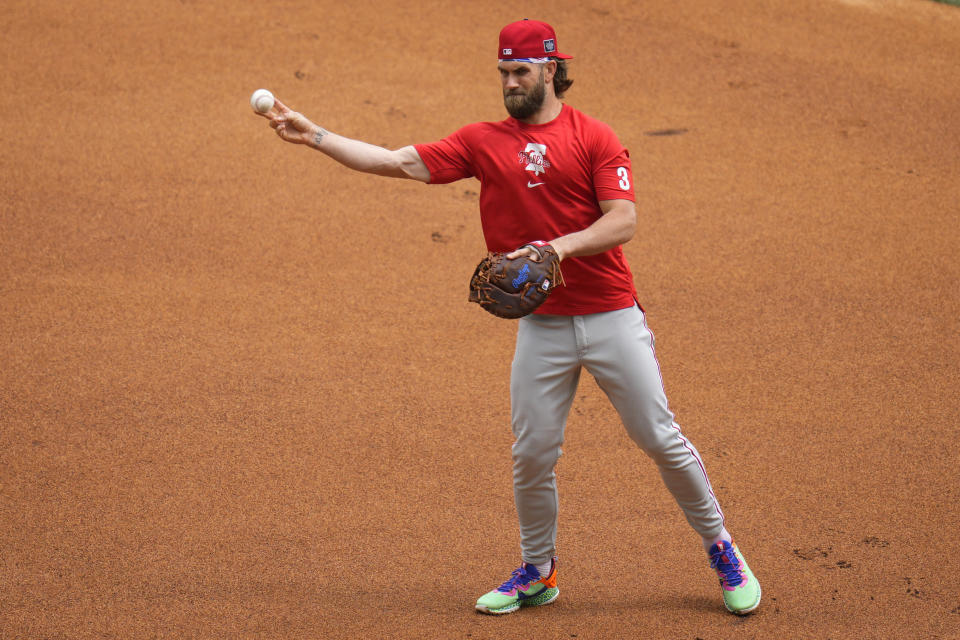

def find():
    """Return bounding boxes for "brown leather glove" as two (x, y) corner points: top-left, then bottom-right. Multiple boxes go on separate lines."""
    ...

(469, 242), (564, 319)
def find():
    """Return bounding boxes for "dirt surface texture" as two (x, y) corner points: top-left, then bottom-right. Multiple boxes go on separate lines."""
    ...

(2, 0), (959, 638)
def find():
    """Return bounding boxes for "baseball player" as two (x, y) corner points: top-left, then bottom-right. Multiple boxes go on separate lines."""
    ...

(256, 18), (761, 616)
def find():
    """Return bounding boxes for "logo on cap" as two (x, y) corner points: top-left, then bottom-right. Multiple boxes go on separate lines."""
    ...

(543, 39), (556, 54)
(503, 48), (513, 55)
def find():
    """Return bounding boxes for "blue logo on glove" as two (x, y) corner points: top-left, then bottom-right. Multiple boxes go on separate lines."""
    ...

(512, 263), (531, 289)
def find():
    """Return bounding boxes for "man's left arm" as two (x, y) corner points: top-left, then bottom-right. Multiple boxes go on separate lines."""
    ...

(507, 199), (636, 261)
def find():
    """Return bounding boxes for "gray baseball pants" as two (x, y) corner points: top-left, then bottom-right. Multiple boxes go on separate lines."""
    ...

(510, 304), (726, 565)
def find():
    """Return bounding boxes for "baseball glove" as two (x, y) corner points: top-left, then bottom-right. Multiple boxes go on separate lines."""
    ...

(469, 242), (564, 319)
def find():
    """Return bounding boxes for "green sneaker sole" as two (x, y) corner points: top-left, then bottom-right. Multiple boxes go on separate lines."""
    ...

(475, 587), (559, 615)
(522, 586), (559, 608)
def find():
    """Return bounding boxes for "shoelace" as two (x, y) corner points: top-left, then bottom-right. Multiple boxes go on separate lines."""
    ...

(497, 565), (537, 592)
(710, 547), (745, 588)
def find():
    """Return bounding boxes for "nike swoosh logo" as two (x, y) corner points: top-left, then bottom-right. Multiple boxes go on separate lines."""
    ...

(516, 584), (547, 600)
(527, 181), (545, 188)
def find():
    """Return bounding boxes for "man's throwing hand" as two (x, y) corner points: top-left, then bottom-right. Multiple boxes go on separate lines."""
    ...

(254, 97), (319, 146)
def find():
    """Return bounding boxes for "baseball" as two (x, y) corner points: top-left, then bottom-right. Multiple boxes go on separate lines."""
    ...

(250, 88), (275, 114)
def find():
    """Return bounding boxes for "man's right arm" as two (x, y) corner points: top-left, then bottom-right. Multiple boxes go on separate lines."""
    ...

(311, 130), (430, 182)
(260, 97), (430, 183)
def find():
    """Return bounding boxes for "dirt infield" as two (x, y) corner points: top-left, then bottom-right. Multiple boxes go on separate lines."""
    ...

(2, 0), (959, 638)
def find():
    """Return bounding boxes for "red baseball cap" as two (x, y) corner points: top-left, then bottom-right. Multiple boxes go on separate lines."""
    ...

(498, 19), (573, 61)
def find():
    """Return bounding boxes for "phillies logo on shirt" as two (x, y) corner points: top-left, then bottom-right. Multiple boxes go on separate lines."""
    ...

(517, 143), (551, 176)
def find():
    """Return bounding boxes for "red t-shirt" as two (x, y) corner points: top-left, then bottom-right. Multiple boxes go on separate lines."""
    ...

(414, 105), (637, 315)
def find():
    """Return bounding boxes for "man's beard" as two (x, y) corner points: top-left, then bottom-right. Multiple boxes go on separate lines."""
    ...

(503, 70), (547, 120)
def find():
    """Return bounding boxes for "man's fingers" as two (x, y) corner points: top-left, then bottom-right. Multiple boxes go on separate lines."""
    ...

(289, 111), (308, 126)
(269, 114), (295, 134)
(506, 247), (536, 260)
(254, 96), (310, 144)
(254, 97), (311, 135)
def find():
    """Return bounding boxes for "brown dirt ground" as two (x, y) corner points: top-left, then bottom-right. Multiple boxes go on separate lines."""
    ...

(2, 0), (959, 638)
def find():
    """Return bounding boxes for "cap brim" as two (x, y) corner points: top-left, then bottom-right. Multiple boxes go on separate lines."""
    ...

(499, 53), (573, 63)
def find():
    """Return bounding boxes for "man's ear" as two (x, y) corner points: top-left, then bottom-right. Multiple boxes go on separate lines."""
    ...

(543, 60), (558, 84)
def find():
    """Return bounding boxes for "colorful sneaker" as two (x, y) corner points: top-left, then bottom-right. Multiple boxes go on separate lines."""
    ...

(475, 558), (559, 615)
(709, 541), (761, 615)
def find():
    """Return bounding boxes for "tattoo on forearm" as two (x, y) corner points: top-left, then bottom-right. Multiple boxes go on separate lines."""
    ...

(313, 128), (329, 147)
